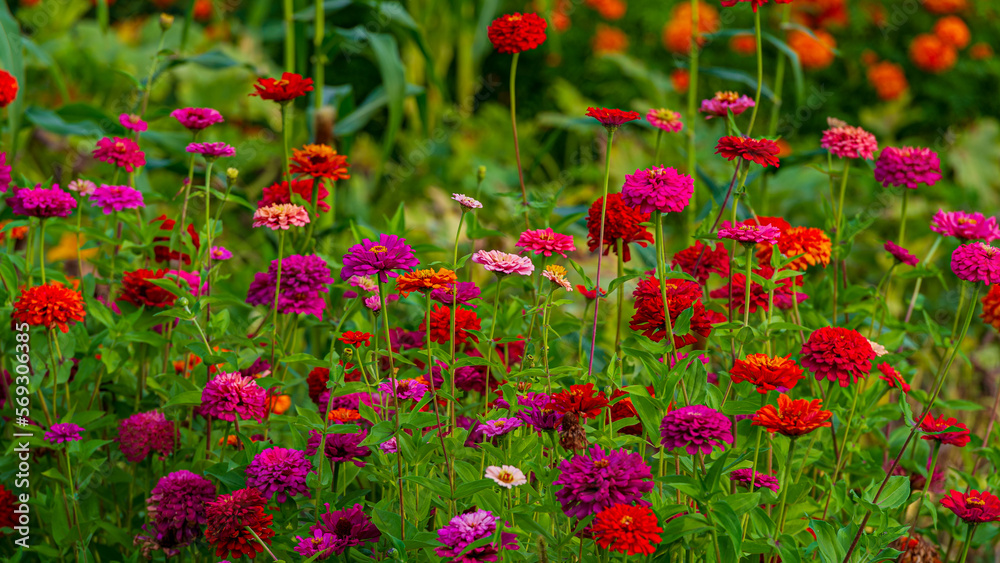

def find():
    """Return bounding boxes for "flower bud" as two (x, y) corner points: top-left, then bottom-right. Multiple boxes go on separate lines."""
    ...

(159, 13), (174, 31)
(477, 166), (487, 182)
(226, 168), (239, 182)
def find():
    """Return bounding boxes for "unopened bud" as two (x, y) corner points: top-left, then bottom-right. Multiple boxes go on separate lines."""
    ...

(226, 168), (239, 182)
(159, 14), (174, 31)
(477, 166), (486, 182)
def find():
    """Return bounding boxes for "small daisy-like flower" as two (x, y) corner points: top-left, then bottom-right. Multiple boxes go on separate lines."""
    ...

(119, 113), (148, 132)
(586, 107), (641, 131)
(289, 144), (350, 181)
(341, 234), (419, 283)
(715, 136), (781, 168)
(700, 91), (755, 118)
(487, 12), (548, 54)
(885, 241), (919, 266)
(210, 246), (233, 260)
(646, 108), (683, 132)
(89, 184), (144, 214)
(516, 228), (576, 258)
(718, 221), (781, 245)
(485, 465), (528, 488)
(67, 179), (96, 196)
(542, 264), (573, 291)
(874, 146), (943, 189)
(472, 249), (534, 276)
(252, 203), (310, 230)
(93, 136), (146, 171)
(171, 107), (224, 130)
(452, 193), (483, 210)
(186, 142), (235, 160)
(44, 422), (85, 444)
(249, 72), (314, 102)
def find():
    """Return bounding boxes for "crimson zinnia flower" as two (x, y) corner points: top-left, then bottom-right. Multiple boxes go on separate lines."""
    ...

(487, 12), (548, 54)
(587, 193), (654, 262)
(919, 414), (971, 447)
(592, 504), (663, 556)
(800, 326), (876, 387)
(715, 136), (781, 168)
(151, 215), (200, 265)
(730, 354), (805, 394)
(421, 304), (480, 345)
(204, 487), (275, 559)
(249, 72), (314, 102)
(13, 283), (86, 333)
(752, 394), (833, 437)
(339, 331), (373, 347)
(877, 363), (911, 392)
(549, 383), (609, 420)
(631, 277), (724, 347)
(118, 269), (179, 308)
(0, 69), (18, 107)
(672, 240), (730, 285)
(587, 107), (641, 131)
(940, 490), (1000, 524)
(983, 284), (1000, 331)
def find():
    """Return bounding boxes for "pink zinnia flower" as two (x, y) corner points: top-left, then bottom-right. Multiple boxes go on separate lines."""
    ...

(700, 91), (755, 118)
(660, 405), (733, 455)
(930, 209), (1000, 242)
(5, 184), (77, 218)
(472, 250), (534, 276)
(821, 122), (878, 160)
(0, 151), (10, 193)
(119, 113), (148, 132)
(452, 193), (483, 210)
(874, 146), (942, 189)
(90, 184), (145, 214)
(171, 107), (225, 130)
(186, 142), (235, 160)
(67, 179), (96, 196)
(201, 372), (268, 422)
(718, 221), (781, 245)
(951, 242), (1000, 285)
(646, 108), (683, 132)
(253, 203), (310, 230)
(621, 166), (693, 214)
(515, 228), (576, 258)
(93, 136), (146, 172)
(210, 246), (233, 260)
(884, 241), (918, 266)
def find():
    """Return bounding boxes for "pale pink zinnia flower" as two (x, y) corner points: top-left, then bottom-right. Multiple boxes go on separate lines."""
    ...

(485, 465), (527, 489)
(68, 179), (97, 196)
(646, 108), (683, 133)
(868, 339), (889, 357)
(821, 121), (878, 160)
(452, 193), (483, 210)
(542, 265), (573, 291)
(471, 250), (534, 276)
(252, 203), (310, 230)
(515, 228), (576, 258)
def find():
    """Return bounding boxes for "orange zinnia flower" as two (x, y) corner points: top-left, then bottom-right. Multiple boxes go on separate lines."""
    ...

(787, 29), (836, 71)
(13, 284), (86, 333)
(0, 220), (28, 242)
(269, 394), (291, 415)
(395, 268), (457, 297)
(752, 394), (832, 437)
(730, 354), (805, 394)
(866, 61), (908, 101)
(933, 16), (970, 49)
(289, 144), (350, 181)
(778, 227), (832, 270)
(982, 284), (1000, 331)
(909, 34), (957, 73)
(328, 408), (362, 423)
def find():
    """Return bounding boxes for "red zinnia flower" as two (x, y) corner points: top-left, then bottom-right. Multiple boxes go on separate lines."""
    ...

(13, 284), (86, 333)
(730, 354), (805, 394)
(721, 0), (793, 12)
(630, 277), (725, 347)
(151, 215), (200, 265)
(421, 304), (481, 345)
(339, 331), (373, 347)
(586, 193), (654, 262)
(576, 284), (607, 299)
(117, 269), (179, 308)
(586, 107), (641, 130)
(549, 383), (609, 420)
(752, 394), (833, 437)
(592, 504), (663, 556)
(800, 326), (876, 387)
(204, 487), (275, 559)
(609, 387), (655, 436)
(715, 136), (781, 168)
(671, 240), (730, 285)
(710, 264), (806, 316)
(249, 72), (314, 102)
(940, 490), (1000, 524)
(919, 414), (971, 447)
(306, 364), (362, 406)
(260, 179), (330, 213)
(0, 484), (17, 531)
(0, 69), (17, 108)
(877, 363), (911, 392)
(487, 12), (548, 54)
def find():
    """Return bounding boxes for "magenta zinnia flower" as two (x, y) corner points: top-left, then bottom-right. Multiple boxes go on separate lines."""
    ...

(729, 468), (780, 492)
(200, 372), (268, 422)
(90, 184), (144, 214)
(660, 405), (733, 455)
(119, 113), (148, 132)
(646, 108), (683, 132)
(341, 234), (419, 283)
(117, 411), (175, 462)
(621, 166), (694, 214)
(700, 91), (754, 118)
(718, 221), (781, 245)
(306, 428), (372, 467)
(44, 422), (85, 444)
(146, 470), (216, 550)
(951, 242), (1000, 285)
(472, 249), (534, 276)
(0, 151), (10, 193)
(436, 509), (519, 562)
(294, 530), (338, 559)
(821, 122), (878, 160)
(885, 241), (918, 266)
(93, 136), (146, 171)
(6, 184), (76, 218)
(431, 281), (481, 307)
(252, 203), (310, 230)
(186, 142), (235, 160)
(171, 107), (225, 130)
(210, 246), (233, 260)
(873, 146), (942, 189)
(305, 503), (382, 555)
(246, 447), (313, 502)
(515, 228), (576, 258)
(246, 254), (335, 319)
(553, 445), (654, 518)
(931, 209), (1000, 242)
(480, 417), (523, 438)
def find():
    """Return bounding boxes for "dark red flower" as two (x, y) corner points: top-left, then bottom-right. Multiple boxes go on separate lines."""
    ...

(586, 107), (641, 130)
(549, 383), (609, 420)
(420, 304), (481, 345)
(204, 487), (275, 559)
(587, 193), (654, 262)
(919, 414), (971, 447)
(339, 331), (373, 347)
(307, 364), (362, 406)
(487, 12), (548, 54)
(671, 240), (730, 285)
(118, 269), (178, 308)
(495, 337), (526, 371)
(709, 264), (806, 315)
(152, 215), (200, 265)
(0, 69), (18, 108)
(609, 387), (654, 436)
(260, 179), (329, 213)
(630, 277), (725, 347)
(0, 484), (17, 532)
(249, 72), (314, 102)
(800, 327), (876, 387)
(715, 136), (781, 168)
(576, 285), (607, 299)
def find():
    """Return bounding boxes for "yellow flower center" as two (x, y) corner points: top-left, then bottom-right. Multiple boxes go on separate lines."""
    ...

(369, 245), (387, 253)
(497, 470), (514, 483)
(967, 496), (986, 507)
(715, 91), (740, 103)
(620, 516), (634, 527)
(594, 459), (609, 468)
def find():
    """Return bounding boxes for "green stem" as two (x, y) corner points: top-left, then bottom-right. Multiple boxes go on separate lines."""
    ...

(508, 52), (529, 230)
(39, 218), (46, 285)
(956, 524), (976, 563)
(686, 0), (699, 239)
(270, 230), (286, 379)
(898, 190), (909, 248)
(377, 281), (406, 541)
(903, 236), (943, 324)
(283, 0), (295, 74)
(775, 438), (798, 535)
(484, 277), (503, 415)
(907, 442), (940, 533)
(654, 212), (678, 373)
(614, 239), (625, 362)
(745, 9), (764, 136)
(652, 129), (663, 165)
(203, 159), (215, 341)
(425, 292), (453, 495)
(588, 129), (616, 377)
(313, 0), (325, 113)
(740, 394), (766, 541)
(766, 5), (792, 136)
(281, 102), (293, 186)
(832, 159), (850, 324)
(244, 525), (280, 562)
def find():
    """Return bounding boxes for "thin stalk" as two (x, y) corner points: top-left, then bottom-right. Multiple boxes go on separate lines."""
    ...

(614, 239), (625, 362)
(654, 211), (680, 388)
(745, 9), (764, 136)
(832, 159), (850, 324)
(898, 190), (909, 247)
(270, 231), (286, 377)
(822, 382), (861, 519)
(652, 129), (663, 165)
(540, 289), (555, 393)
(377, 281), (406, 541)
(906, 442), (940, 534)
(203, 159), (216, 341)
(766, 5), (792, 136)
(484, 278), (504, 415)
(424, 292), (452, 495)
(956, 524), (976, 563)
(775, 438), (798, 535)
(281, 102), (293, 186)
(588, 129), (616, 377)
(903, 236), (943, 324)
(313, 0), (325, 113)
(39, 219), (46, 285)
(283, 0), (295, 73)
(75, 205), (84, 277)
(686, 0), (699, 237)
(508, 53), (529, 230)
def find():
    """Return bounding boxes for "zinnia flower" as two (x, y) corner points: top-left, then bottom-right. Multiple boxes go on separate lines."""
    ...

(249, 72), (314, 102)
(260, 179), (330, 213)
(118, 269), (179, 308)
(885, 241), (919, 266)
(171, 107), (224, 130)
(710, 264), (807, 315)
(729, 468), (780, 492)
(145, 470), (215, 551)
(93, 136), (146, 171)
(302, 503), (382, 555)
(778, 227), (832, 270)
(13, 283), (86, 333)
(982, 284), (1000, 331)
(718, 221), (781, 245)
(435, 509), (519, 561)
(245, 447), (312, 502)
(715, 136), (781, 168)
(592, 504), (663, 556)
(587, 193), (654, 262)
(5, 184), (77, 218)
(586, 107), (641, 131)
(554, 445), (654, 518)
(919, 414), (971, 447)
(646, 108), (683, 132)
(211, 246), (233, 260)
(0, 69), (17, 108)
(549, 383), (609, 420)
(821, 122), (878, 160)
(672, 241), (730, 284)
(515, 228), (576, 258)
(339, 331), (373, 347)
(421, 304), (480, 345)
(542, 264), (573, 291)
(487, 12), (547, 54)
(44, 423), (85, 444)
(800, 326), (876, 387)
(700, 91), (755, 118)
(720, 0), (793, 11)
(621, 166), (693, 214)
(951, 242), (1000, 284)
(252, 203), (310, 230)
(877, 363), (911, 392)
(873, 146), (943, 189)
(204, 487), (275, 559)
(452, 193), (483, 210)
(481, 417), (523, 438)
(201, 372), (268, 422)
(0, 151), (11, 193)
(430, 281), (481, 307)
(89, 184), (144, 214)
(289, 144), (350, 181)
(306, 428), (372, 467)
(119, 114), (148, 132)
(931, 210), (1000, 242)
(341, 234), (419, 283)
(752, 394), (833, 437)
(659, 405), (733, 455)
(471, 249), (534, 276)
(485, 465), (528, 488)
(395, 268), (457, 296)
(939, 490), (1000, 524)
(631, 277), (725, 347)
(117, 411), (175, 462)
(731, 354), (805, 393)
(186, 142), (235, 160)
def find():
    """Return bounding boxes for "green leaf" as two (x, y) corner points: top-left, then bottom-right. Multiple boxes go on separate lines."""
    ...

(712, 500), (743, 555)
(0, 4), (24, 155)
(164, 390), (203, 407)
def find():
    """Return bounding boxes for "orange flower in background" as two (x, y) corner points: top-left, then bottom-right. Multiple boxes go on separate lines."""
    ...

(593, 25), (629, 55)
(933, 16), (970, 49)
(174, 354), (203, 374)
(921, 0), (967, 15)
(867, 61), (909, 101)
(752, 394), (833, 437)
(0, 220), (28, 242)
(909, 34), (957, 73)
(289, 144), (350, 181)
(982, 285), (1000, 331)
(731, 354), (805, 394)
(395, 268), (457, 297)
(778, 227), (832, 270)
(547, 0), (572, 32)
(970, 43), (993, 60)
(792, 0), (848, 30)
(670, 69), (690, 92)
(193, 0), (213, 22)
(0, 69), (17, 108)
(13, 284), (86, 333)
(788, 29), (836, 70)
(586, 0), (626, 20)
(730, 33), (757, 56)
(269, 394), (291, 415)
(775, 139), (792, 158)
(661, 2), (719, 55)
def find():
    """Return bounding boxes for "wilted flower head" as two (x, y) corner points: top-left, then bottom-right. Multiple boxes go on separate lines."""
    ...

(472, 249), (534, 276)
